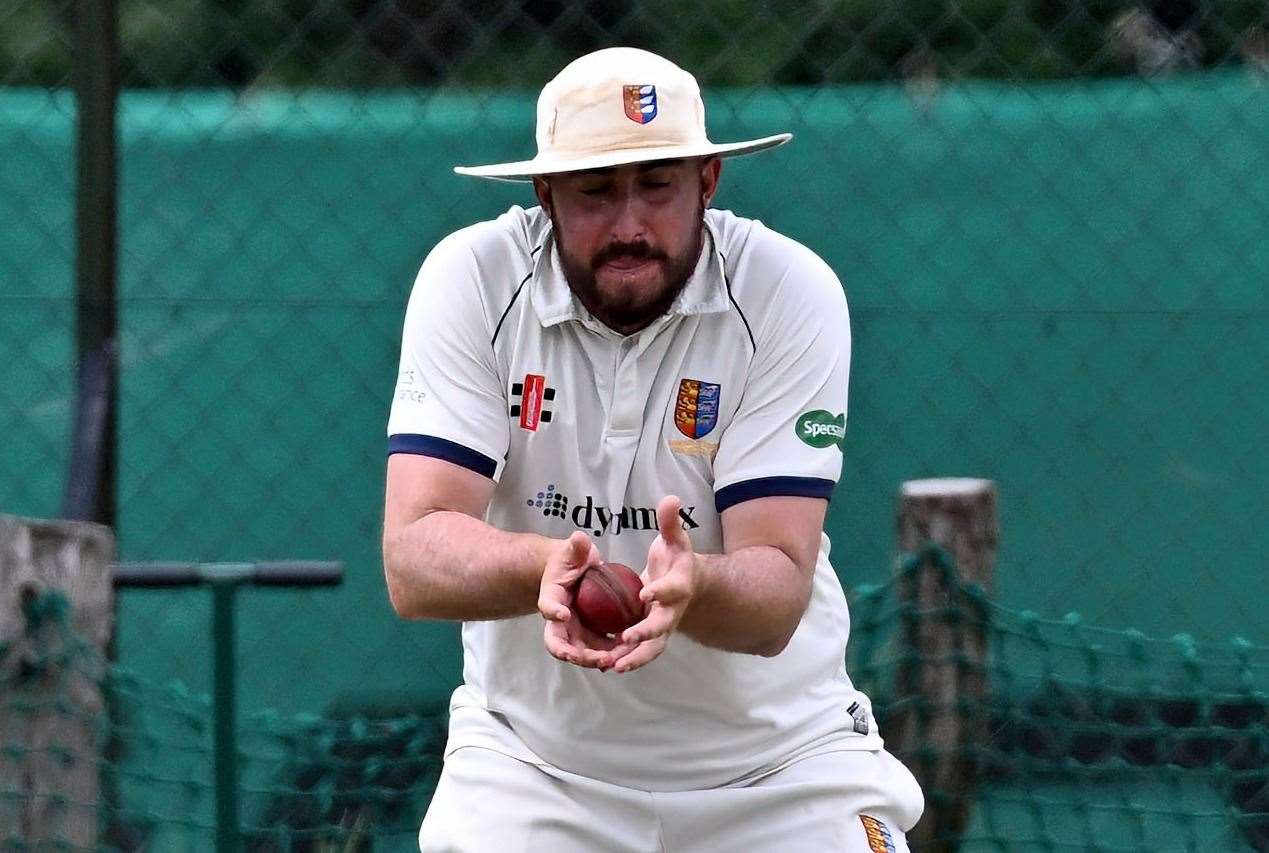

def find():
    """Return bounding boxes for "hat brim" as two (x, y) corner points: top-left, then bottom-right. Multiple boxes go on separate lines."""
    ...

(453, 133), (792, 182)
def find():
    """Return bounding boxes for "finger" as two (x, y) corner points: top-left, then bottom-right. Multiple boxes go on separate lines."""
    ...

(639, 573), (690, 606)
(572, 645), (611, 668)
(537, 585), (571, 621)
(656, 495), (690, 548)
(544, 622), (608, 668)
(613, 636), (668, 673)
(544, 622), (579, 664)
(620, 604), (676, 646)
(597, 639), (638, 669)
(565, 625), (611, 668)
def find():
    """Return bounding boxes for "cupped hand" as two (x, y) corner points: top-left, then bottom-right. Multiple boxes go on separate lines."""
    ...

(612, 495), (698, 673)
(538, 531), (637, 669)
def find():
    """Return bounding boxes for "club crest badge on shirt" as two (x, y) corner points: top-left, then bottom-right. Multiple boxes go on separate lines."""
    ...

(859, 815), (897, 852)
(674, 378), (720, 439)
(622, 85), (657, 124)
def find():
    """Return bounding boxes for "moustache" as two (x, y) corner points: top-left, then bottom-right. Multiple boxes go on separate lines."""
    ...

(592, 241), (666, 269)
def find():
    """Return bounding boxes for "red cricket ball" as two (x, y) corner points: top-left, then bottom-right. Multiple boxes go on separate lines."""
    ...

(572, 561), (645, 637)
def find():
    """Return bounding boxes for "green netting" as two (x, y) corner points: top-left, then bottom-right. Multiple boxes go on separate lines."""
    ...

(3, 74), (1267, 732)
(0, 586), (445, 851)
(6, 4), (1266, 847)
(851, 548), (1269, 850)
(4, 551), (1265, 851)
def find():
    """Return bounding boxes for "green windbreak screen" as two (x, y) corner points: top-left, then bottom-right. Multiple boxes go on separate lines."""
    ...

(1, 73), (1265, 720)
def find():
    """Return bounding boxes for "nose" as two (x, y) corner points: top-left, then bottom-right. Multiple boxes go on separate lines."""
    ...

(610, 188), (648, 244)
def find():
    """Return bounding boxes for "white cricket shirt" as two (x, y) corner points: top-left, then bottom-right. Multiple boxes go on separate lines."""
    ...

(388, 205), (883, 791)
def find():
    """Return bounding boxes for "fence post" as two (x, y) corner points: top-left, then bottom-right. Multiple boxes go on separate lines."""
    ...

(0, 514), (115, 848)
(66, 0), (119, 527)
(211, 580), (240, 853)
(892, 478), (997, 851)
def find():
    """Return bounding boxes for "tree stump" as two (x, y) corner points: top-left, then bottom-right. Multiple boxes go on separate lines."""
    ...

(0, 514), (115, 848)
(891, 479), (997, 852)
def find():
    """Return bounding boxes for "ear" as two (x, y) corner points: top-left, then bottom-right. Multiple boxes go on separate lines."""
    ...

(533, 177), (552, 216)
(700, 157), (722, 206)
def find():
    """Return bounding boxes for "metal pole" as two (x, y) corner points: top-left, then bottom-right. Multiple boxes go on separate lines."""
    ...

(212, 581), (240, 853)
(111, 561), (344, 588)
(109, 561), (342, 850)
(67, 4), (122, 847)
(65, 0), (118, 524)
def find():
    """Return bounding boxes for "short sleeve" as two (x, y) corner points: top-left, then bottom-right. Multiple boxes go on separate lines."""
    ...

(712, 254), (851, 513)
(387, 234), (510, 480)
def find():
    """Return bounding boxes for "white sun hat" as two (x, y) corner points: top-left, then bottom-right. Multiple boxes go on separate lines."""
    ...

(453, 47), (792, 182)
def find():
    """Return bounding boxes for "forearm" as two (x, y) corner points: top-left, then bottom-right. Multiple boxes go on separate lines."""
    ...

(678, 546), (812, 656)
(384, 510), (552, 621)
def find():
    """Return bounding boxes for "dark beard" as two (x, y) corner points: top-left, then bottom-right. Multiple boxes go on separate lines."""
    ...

(551, 201), (705, 334)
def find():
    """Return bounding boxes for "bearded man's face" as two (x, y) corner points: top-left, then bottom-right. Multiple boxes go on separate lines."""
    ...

(536, 157), (721, 334)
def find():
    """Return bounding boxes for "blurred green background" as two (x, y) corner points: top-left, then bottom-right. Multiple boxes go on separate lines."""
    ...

(3, 1), (1268, 848)
(3, 70), (1265, 717)
(7, 0), (1269, 87)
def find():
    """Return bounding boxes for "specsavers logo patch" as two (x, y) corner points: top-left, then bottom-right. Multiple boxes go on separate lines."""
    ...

(796, 410), (846, 449)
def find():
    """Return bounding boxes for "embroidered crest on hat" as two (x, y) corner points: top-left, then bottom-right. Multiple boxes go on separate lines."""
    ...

(622, 84), (658, 124)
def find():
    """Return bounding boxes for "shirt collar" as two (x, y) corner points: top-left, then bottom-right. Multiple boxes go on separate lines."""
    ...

(531, 216), (732, 331)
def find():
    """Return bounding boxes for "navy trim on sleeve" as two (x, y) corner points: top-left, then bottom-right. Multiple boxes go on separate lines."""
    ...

(715, 476), (835, 513)
(388, 434), (498, 479)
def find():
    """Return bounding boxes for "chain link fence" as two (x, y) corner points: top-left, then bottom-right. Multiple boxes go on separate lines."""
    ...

(2, 0), (1268, 846)
(4, 542), (1267, 849)
(2, 2), (77, 520)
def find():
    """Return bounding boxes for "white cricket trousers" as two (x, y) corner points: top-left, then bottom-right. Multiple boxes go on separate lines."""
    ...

(419, 746), (924, 852)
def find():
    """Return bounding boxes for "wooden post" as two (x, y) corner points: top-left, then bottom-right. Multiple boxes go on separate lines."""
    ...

(891, 478), (997, 852)
(0, 514), (115, 848)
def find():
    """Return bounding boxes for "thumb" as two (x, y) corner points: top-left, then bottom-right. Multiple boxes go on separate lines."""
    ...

(656, 495), (689, 547)
(566, 531), (592, 568)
